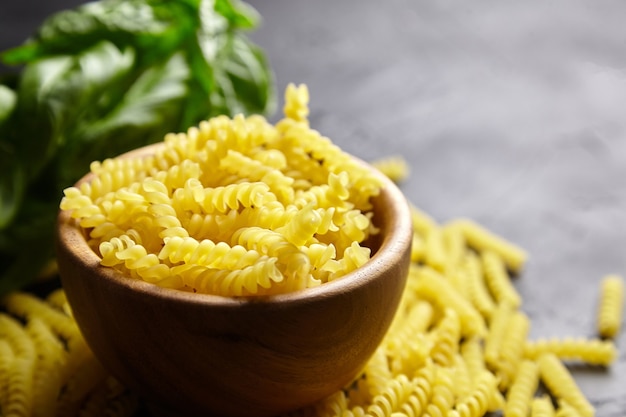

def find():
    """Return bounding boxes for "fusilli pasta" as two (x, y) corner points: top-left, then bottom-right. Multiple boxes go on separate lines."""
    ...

(60, 84), (384, 296)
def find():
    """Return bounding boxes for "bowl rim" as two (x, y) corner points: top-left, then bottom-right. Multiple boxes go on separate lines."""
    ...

(56, 143), (412, 308)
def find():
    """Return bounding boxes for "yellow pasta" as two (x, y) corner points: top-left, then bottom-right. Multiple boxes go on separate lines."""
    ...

(423, 367), (455, 417)
(365, 374), (414, 417)
(409, 204), (438, 238)
(462, 251), (496, 319)
(450, 371), (500, 417)
(596, 274), (624, 339)
(484, 302), (515, 368)
(494, 311), (531, 390)
(0, 340), (14, 410)
(0, 291), (138, 417)
(531, 396), (556, 417)
(60, 84), (384, 297)
(3, 292), (81, 342)
(447, 218), (528, 274)
(429, 309), (461, 367)
(413, 266), (487, 337)
(398, 364), (436, 417)
(13, 84), (623, 416)
(460, 337), (486, 385)
(27, 318), (66, 417)
(538, 353), (594, 417)
(424, 227), (447, 273)
(369, 156), (410, 183)
(481, 250), (522, 309)
(555, 403), (583, 417)
(56, 356), (108, 417)
(524, 337), (617, 366)
(5, 356), (35, 417)
(504, 360), (539, 417)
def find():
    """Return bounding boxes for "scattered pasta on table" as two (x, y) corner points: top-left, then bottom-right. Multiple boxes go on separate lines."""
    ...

(0, 290), (138, 417)
(2, 83), (624, 416)
(279, 204), (623, 417)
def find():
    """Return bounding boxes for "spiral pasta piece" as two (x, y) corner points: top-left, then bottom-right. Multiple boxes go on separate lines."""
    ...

(538, 353), (594, 417)
(233, 226), (312, 281)
(370, 156), (410, 184)
(424, 227), (447, 273)
(447, 219), (528, 274)
(504, 360), (539, 417)
(451, 371), (500, 417)
(177, 256), (284, 296)
(554, 400), (583, 417)
(531, 396), (556, 417)
(423, 367), (455, 417)
(481, 250), (522, 309)
(27, 318), (65, 417)
(392, 365), (432, 417)
(0, 340), (14, 410)
(358, 347), (391, 400)
(462, 251), (496, 319)
(366, 374), (415, 417)
(283, 83), (310, 122)
(5, 356), (35, 417)
(460, 337), (486, 385)
(429, 309), (461, 367)
(596, 275), (624, 339)
(524, 337), (617, 366)
(409, 204), (438, 238)
(441, 225), (466, 274)
(413, 266), (486, 337)
(484, 302), (515, 368)
(159, 236), (262, 271)
(495, 311), (530, 390)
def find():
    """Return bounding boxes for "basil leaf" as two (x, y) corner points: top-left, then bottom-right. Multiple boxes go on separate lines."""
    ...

(216, 35), (275, 116)
(11, 56), (73, 181)
(2, 0), (171, 65)
(58, 51), (189, 186)
(0, 85), (16, 126)
(0, 143), (24, 229)
(214, 0), (259, 29)
(0, 0), (275, 295)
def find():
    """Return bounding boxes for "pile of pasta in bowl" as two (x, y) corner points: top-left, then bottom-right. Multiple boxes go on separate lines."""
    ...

(60, 84), (384, 296)
(0, 84), (623, 416)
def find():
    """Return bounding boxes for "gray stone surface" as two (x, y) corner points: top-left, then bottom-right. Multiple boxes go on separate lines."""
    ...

(2, 0), (625, 415)
(246, 1), (626, 415)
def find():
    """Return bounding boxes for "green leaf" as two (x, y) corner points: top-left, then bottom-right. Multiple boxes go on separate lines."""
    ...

(58, 51), (190, 186)
(2, 0), (178, 65)
(0, 143), (24, 229)
(0, 85), (17, 125)
(216, 35), (275, 116)
(214, 0), (259, 29)
(11, 56), (74, 180)
(0, 207), (56, 295)
(0, 0), (275, 295)
(51, 41), (136, 139)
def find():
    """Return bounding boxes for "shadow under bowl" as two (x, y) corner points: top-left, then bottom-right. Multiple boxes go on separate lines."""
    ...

(56, 143), (412, 417)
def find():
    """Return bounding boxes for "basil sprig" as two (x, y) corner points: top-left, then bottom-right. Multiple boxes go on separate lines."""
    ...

(0, 0), (275, 294)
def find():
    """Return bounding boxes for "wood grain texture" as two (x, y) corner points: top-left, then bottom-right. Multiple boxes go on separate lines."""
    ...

(55, 143), (413, 417)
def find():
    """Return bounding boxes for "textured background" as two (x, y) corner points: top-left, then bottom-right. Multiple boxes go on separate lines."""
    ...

(2, 1), (625, 415)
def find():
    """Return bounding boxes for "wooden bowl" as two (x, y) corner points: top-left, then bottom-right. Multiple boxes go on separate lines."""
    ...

(55, 144), (412, 417)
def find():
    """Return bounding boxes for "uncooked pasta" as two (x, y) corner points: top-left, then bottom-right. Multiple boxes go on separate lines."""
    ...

(60, 84), (384, 296)
(3, 84), (623, 416)
(0, 292), (138, 417)
(596, 274), (624, 339)
(278, 194), (620, 417)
